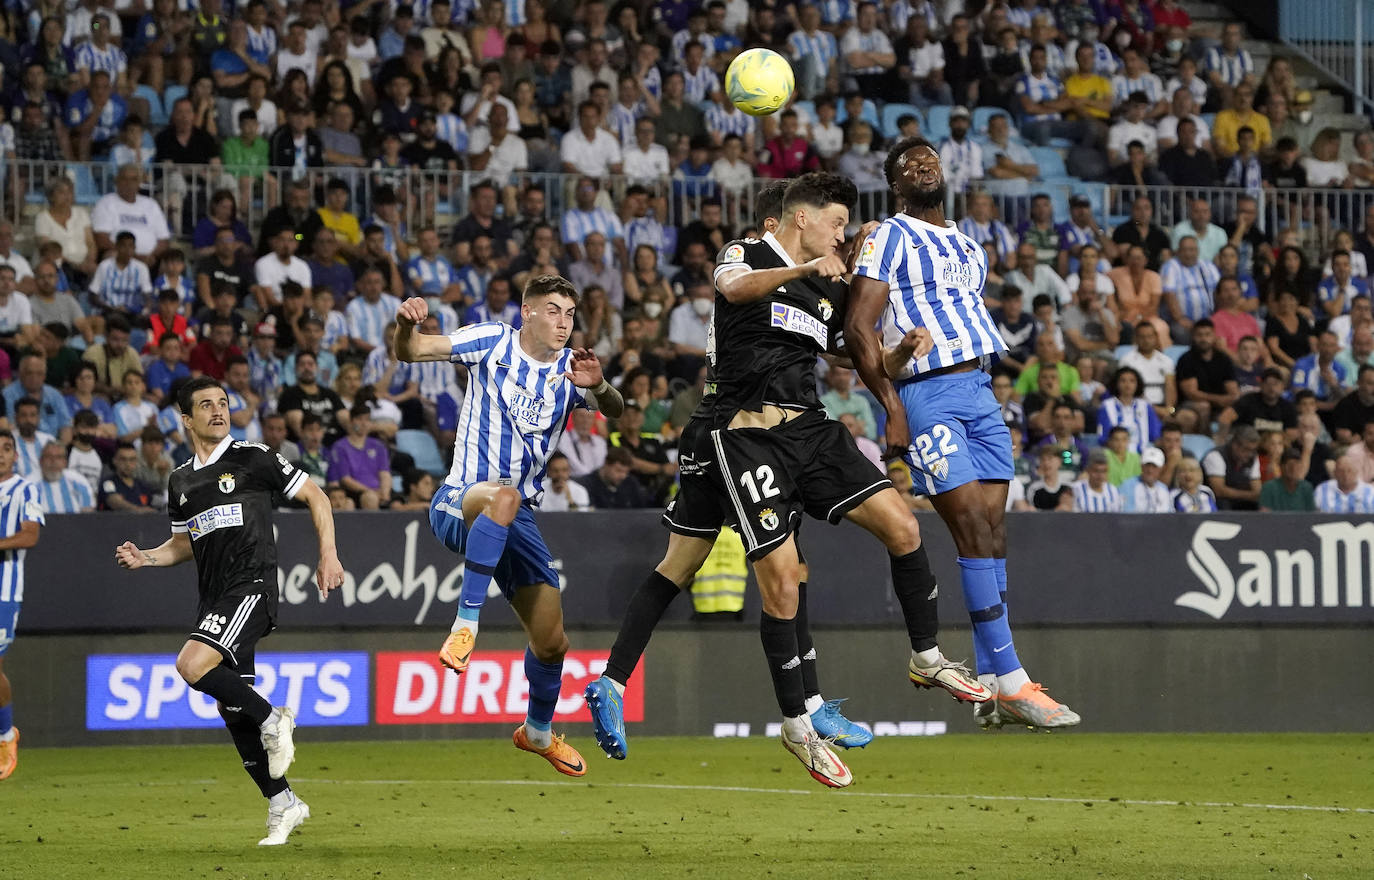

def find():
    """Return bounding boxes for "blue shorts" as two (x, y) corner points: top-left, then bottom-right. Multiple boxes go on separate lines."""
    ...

(0, 601), (19, 656)
(897, 368), (1014, 496)
(428, 482), (560, 598)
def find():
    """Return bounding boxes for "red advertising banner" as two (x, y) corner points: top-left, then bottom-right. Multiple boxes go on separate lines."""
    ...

(374, 651), (644, 725)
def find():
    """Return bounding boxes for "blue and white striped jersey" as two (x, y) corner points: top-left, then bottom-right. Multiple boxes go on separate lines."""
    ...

(1055, 220), (1097, 253)
(608, 102), (641, 147)
(854, 214), (1006, 376)
(1314, 479), (1374, 513)
(938, 137), (983, 193)
(456, 264), (494, 305)
(1014, 72), (1063, 121)
(1073, 479), (1122, 512)
(1291, 354), (1351, 399)
(1096, 396), (1161, 454)
(957, 217), (1018, 266)
(815, 0), (855, 25)
(504, 0), (526, 26)
(225, 387), (261, 442)
(682, 63), (721, 105)
(1160, 257), (1220, 322)
(887, 0), (939, 34)
(1316, 276), (1369, 315)
(321, 309), (349, 350)
(642, 66), (663, 101)
(671, 30), (716, 67)
(406, 255), (458, 297)
(704, 103), (755, 143)
(12, 431), (56, 480)
(363, 348), (409, 394)
(407, 359), (462, 403)
(1203, 47), (1254, 88)
(787, 29), (839, 70)
(435, 112), (467, 153)
(113, 399), (159, 438)
(1019, 43), (1067, 80)
(1172, 486), (1218, 512)
(626, 215), (669, 264)
(1122, 477), (1173, 513)
(346, 293), (403, 350)
(74, 42), (128, 77)
(0, 475), (44, 602)
(560, 208), (624, 248)
(1110, 71), (1164, 107)
(90, 256), (152, 314)
(444, 322), (591, 501)
(37, 469), (95, 514)
(246, 24), (276, 64)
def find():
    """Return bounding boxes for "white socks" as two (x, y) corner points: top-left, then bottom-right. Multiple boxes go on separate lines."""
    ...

(269, 788), (296, 809)
(452, 617), (479, 635)
(609, 678), (626, 697)
(997, 667), (1031, 695)
(912, 647), (942, 668)
(261, 707), (282, 731)
(803, 694), (825, 715)
(0, 727), (15, 743)
(978, 673), (997, 692)
(781, 714), (812, 743)
(523, 723), (552, 749)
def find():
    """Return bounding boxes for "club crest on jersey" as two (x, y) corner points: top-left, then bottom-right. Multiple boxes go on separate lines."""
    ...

(758, 507), (779, 531)
(931, 458), (950, 481)
(723, 244), (745, 263)
(218, 473), (235, 494)
(817, 298), (834, 321)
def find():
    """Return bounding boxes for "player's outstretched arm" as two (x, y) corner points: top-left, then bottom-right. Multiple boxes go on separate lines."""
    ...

(115, 533), (193, 570)
(565, 347), (625, 418)
(716, 254), (847, 304)
(394, 297), (455, 363)
(295, 479), (345, 600)
(847, 274), (913, 460)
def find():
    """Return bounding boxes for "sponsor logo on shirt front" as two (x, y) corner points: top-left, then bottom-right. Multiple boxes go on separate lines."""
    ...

(768, 303), (827, 348)
(188, 503), (244, 541)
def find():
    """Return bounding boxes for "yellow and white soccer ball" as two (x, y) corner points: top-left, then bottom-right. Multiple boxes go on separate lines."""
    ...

(724, 47), (795, 117)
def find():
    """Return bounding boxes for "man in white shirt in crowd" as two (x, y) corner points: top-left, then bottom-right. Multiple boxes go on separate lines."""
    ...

(253, 227), (313, 311)
(938, 106), (983, 193)
(539, 452), (592, 512)
(668, 281), (714, 367)
(1005, 241), (1070, 310)
(1120, 446), (1173, 512)
(981, 113), (1038, 196)
(1118, 321), (1178, 419)
(571, 38), (618, 107)
(557, 408), (607, 477)
(276, 21), (318, 88)
(560, 99), (623, 180)
(1108, 92), (1158, 165)
(622, 118), (671, 185)
(1157, 88), (1211, 151)
(467, 102), (529, 188)
(91, 164), (170, 264)
(0, 222), (35, 295)
(840, 1), (895, 97)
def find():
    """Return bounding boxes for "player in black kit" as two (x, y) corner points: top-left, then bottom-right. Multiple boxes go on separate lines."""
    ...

(586, 175), (989, 788)
(115, 376), (344, 847)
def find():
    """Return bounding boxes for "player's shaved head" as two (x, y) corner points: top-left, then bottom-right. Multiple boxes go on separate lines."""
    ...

(782, 173), (858, 215)
(885, 136), (945, 211)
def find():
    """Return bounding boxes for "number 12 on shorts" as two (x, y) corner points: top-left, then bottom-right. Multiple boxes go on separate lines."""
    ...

(739, 465), (780, 503)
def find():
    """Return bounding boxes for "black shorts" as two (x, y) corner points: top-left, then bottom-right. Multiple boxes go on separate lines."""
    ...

(663, 411), (891, 561)
(188, 593), (275, 678)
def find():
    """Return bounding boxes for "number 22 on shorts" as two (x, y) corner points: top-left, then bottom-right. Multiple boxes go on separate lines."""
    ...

(914, 424), (959, 474)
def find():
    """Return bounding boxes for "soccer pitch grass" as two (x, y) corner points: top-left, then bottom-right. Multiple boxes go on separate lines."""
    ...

(6, 734), (1372, 879)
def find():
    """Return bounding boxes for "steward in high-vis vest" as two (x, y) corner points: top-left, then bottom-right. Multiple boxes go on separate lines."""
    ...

(691, 526), (747, 617)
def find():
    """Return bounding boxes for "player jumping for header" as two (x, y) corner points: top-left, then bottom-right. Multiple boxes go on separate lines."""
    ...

(846, 138), (1080, 729)
(116, 376), (347, 845)
(394, 274), (624, 777)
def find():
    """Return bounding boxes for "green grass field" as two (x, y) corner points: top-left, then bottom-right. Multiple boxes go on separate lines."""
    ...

(6, 734), (1372, 879)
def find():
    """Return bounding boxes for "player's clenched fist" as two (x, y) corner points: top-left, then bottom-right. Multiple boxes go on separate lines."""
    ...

(806, 253), (848, 282)
(899, 327), (934, 360)
(114, 541), (144, 570)
(396, 297), (429, 328)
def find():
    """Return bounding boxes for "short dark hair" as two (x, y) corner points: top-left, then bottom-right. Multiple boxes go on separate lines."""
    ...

(301, 412), (324, 429)
(159, 331), (182, 347)
(74, 408), (101, 428)
(1032, 293), (1054, 311)
(522, 274), (580, 306)
(115, 230), (135, 244)
(782, 172), (858, 215)
(884, 136), (937, 188)
(106, 315), (131, 335)
(755, 180), (788, 224)
(177, 376), (225, 414)
(14, 396), (39, 413)
(225, 355), (250, 371)
(1193, 318), (1215, 331)
(605, 446), (634, 467)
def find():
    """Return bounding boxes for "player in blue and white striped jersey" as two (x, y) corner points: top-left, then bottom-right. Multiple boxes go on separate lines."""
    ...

(1161, 236), (1221, 327)
(34, 442), (96, 514)
(89, 231), (153, 316)
(849, 136), (1080, 730)
(394, 275), (625, 775)
(0, 431), (45, 778)
(1314, 458), (1374, 513)
(1072, 451), (1124, 512)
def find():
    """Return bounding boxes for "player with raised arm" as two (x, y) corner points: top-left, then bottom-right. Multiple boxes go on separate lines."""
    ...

(586, 174), (989, 788)
(0, 433), (43, 781)
(846, 138), (1080, 730)
(114, 376), (346, 845)
(395, 274), (624, 777)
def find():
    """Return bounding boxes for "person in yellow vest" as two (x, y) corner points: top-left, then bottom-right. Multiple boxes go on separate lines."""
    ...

(690, 526), (747, 619)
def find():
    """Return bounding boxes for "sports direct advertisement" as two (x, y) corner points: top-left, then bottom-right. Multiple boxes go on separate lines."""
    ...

(84, 650), (638, 731)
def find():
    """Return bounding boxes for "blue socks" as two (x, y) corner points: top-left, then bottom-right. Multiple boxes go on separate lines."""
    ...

(456, 514), (508, 625)
(523, 647), (563, 733)
(959, 556), (1021, 677)
(0, 703), (12, 736)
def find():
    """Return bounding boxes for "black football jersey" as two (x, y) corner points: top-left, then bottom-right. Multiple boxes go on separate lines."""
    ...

(699, 236), (848, 424)
(167, 438), (309, 618)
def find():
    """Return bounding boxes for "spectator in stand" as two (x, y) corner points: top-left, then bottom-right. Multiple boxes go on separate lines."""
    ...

(463, 275), (521, 327)
(1203, 425), (1263, 510)
(1218, 366), (1298, 441)
(1215, 242), (1263, 310)
(1210, 276), (1262, 359)
(258, 179), (325, 259)
(279, 350), (348, 444)
(35, 178), (97, 288)
(622, 118), (672, 185)
(405, 226), (463, 302)
(1021, 362), (1081, 444)
(1161, 236), (1221, 340)
(98, 442), (157, 513)
(1331, 365), (1374, 444)
(316, 179), (363, 258)
(327, 404), (392, 510)
(88, 232), (153, 319)
(111, 370), (158, 442)
(1317, 250), (1368, 320)
(35, 441), (96, 514)
(196, 226), (254, 310)
(1157, 88), (1210, 151)
(539, 452), (591, 512)
(1170, 200), (1227, 262)
(1263, 137), (1308, 190)
(1204, 22), (1257, 97)
(1221, 126), (1264, 189)
(1259, 446), (1317, 511)
(1005, 241), (1069, 310)
(1171, 458), (1218, 512)
(561, 176), (626, 265)
(820, 366), (876, 441)
(991, 286), (1035, 373)
(937, 106), (983, 194)
(558, 408), (607, 478)
(62, 70), (127, 161)
(1036, 401), (1091, 472)
(1107, 92), (1158, 165)
(568, 233), (625, 310)
(837, 121), (887, 195)
(1112, 198), (1172, 271)
(1061, 274), (1119, 362)
(1016, 43), (1081, 148)
(188, 315), (243, 381)
(1176, 319), (1239, 433)
(1072, 449), (1123, 512)
(1027, 445), (1074, 511)
(91, 164), (169, 263)
(1314, 455), (1374, 513)
(252, 227), (312, 312)
(145, 333), (190, 405)
(452, 182), (517, 262)
(1097, 366), (1160, 454)
(667, 282), (713, 378)
(1213, 82), (1271, 159)
(1159, 118), (1219, 187)
(1338, 325), (1374, 378)
(352, 223), (406, 298)
(307, 230), (354, 302)
(578, 446), (651, 509)
(1121, 446), (1173, 512)
(1291, 331), (1351, 412)
(347, 268), (404, 354)
(1265, 288), (1316, 371)
(1063, 42), (1114, 126)
(979, 113), (1038, 196)
(31, 261), (94, 345)
(959, 194), (1018, 274)
(559, 98), (622, 181)
(1110, 47), (1167, 118)
(756, 110), (820, 180)
(1340, 418), (1374, 482)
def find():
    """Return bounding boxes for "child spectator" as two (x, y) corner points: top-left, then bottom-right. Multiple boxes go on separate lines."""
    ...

(112, 369), (158, 442)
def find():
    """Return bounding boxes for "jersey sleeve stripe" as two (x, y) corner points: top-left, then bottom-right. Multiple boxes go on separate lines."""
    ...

(170, 522), (189, 533)
(713, 262), (752, 281)
(283, 470), (308, 500)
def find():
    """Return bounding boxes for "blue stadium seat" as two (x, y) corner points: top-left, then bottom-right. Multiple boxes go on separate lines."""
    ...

(163, 84), (187, 110)
(1200, 112), (1217, 130)
(1029, 146), (1068, 180)
(880, 102), (923, 139)
(1078, 182), (1108, 217)
(972, 106), (1009, 133)
(70, 165), (101, 205)
(1048, 137), (1074, 149)
(924, 105), (951, 141)
(135, 85), (166, 127)
(395, 429), (446, 476)
(835, 98), (879, 130)
(1164, 344), (1189, 363)
(1115, 344), (1136, 361)
(1181, 434), (1214, 458)
(791, 100), (815, 121)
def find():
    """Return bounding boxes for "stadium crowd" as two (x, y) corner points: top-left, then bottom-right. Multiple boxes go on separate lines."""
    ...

(0, 0), (1372, 518)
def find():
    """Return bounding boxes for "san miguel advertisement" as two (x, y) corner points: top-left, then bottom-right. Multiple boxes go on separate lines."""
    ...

(22, 512), (1374, 633)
